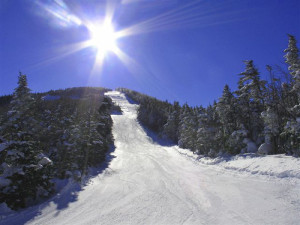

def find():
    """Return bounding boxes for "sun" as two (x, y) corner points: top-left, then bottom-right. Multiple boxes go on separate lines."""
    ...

(88, 21), (117, 55)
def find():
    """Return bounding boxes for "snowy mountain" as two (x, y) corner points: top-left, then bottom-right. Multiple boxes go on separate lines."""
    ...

(1, 91), (299, 225)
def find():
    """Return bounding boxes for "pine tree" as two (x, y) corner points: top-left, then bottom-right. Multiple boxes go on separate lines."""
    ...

(178, 104), (197, 151)
(0, 73), (53, 210)
(284, 35), (300, 77)
(216, 84), (237, 153)
(261, 107), (279, 151)
(259, 66), (285, 154)
(281, 35), (300, 155)
(235, 60), (266, 145)
(284, 34), (300, 103)
(162, 101), (181, 142)
(195, 104), (220, 156)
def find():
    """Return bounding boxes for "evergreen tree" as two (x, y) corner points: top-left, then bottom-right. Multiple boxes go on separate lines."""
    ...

(281, 35), (300, 155)
(261, 107), (279, 151)
(196, 104), (220, 156)
(235, 60), (266, 145)
(284, 34), (300, 103)
(284, 35), (300, 78)
(178, 104), (190, 149)
(259, 66), (285, 154)
(162, 101), (181, 142)
(216, 84), (237, 152)
(178, 104), (198, 151)
(0, 73), (53, 210)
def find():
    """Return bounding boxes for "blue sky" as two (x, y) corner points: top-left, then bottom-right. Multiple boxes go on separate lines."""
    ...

(0, 0), (299, 106)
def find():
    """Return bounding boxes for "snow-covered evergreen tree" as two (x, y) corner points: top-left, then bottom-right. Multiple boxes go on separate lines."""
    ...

(226, 125), (248, 155)
(284, 35), (300, 84)
(216, 84), (237, 153)
(259, 66), (285, 154)
(162, 101), (181, 142)
(178, 104), (199, 151)
(284, 35), (300, 106)
(260, 107), (279, 153)
(235, 60), (266, 146)
(178, 104), (191, 149)
(0, 73), (53, 210)
(282, 35), (300, 155)
(196, 104), (220, 156)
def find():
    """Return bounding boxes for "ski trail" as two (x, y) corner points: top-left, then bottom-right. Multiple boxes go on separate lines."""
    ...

(1, 91), (300, 225)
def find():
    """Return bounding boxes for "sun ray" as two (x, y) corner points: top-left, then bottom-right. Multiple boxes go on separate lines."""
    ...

(112, 47), (141, 76)
(104, 0), (118, 24)
(86, 21), (117, 52)
(24, 40), (92, 72)
(116, 0), (238, 38)
(35, 0), (82, 28)
(33, 0), (245, 82)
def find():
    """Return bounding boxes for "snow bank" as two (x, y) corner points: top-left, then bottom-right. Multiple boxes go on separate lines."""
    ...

(174, 147), (300, 180)
(242, 138), (257, 153)
(222, 154), (300, 179)
(258, 143), (273, 154)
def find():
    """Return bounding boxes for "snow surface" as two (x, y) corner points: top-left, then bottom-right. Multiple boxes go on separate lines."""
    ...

(242, 138), (257, 153)
(1, 91), (300, 225)
(258, 143), (273, 155)
(175, 148), (300, 180)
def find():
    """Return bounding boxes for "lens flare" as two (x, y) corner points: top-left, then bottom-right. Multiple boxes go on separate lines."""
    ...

(33, 0), (244, 80)
(88, 21), (118, 55)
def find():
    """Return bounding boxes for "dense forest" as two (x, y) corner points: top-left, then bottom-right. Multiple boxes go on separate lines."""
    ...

(118, 34), (300, 157)
(0, 76), (115, 210)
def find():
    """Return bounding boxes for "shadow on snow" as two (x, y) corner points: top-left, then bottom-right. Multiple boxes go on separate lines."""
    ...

(0, 145), (116, 225)
(138, 122), (176, 147)
(123, 95), (138, 105)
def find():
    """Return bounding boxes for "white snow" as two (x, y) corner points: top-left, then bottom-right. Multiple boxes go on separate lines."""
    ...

(38, 157), (53, 166)
(222, 154), (300, 179)
(1, 91), (300, 225)
(175, 147), (300, 180)
(242, 138), (257, 153)
(258, 143), (273, 155)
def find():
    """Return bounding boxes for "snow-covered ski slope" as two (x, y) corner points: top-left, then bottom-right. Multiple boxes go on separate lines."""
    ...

(2, 91), (300, 225)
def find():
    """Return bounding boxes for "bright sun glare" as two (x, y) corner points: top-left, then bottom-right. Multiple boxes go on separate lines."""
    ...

(36, 0), (237, 75)
(88, 22), (117, 55)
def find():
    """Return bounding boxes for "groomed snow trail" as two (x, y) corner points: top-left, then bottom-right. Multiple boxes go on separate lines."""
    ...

(2, 91), (300, 225)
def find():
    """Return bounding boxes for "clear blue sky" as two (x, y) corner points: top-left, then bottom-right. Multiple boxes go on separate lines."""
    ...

(0, 0), (299, 106)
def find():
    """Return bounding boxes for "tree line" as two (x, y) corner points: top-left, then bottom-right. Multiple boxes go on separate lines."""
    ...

(118, 34), (300, 157)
